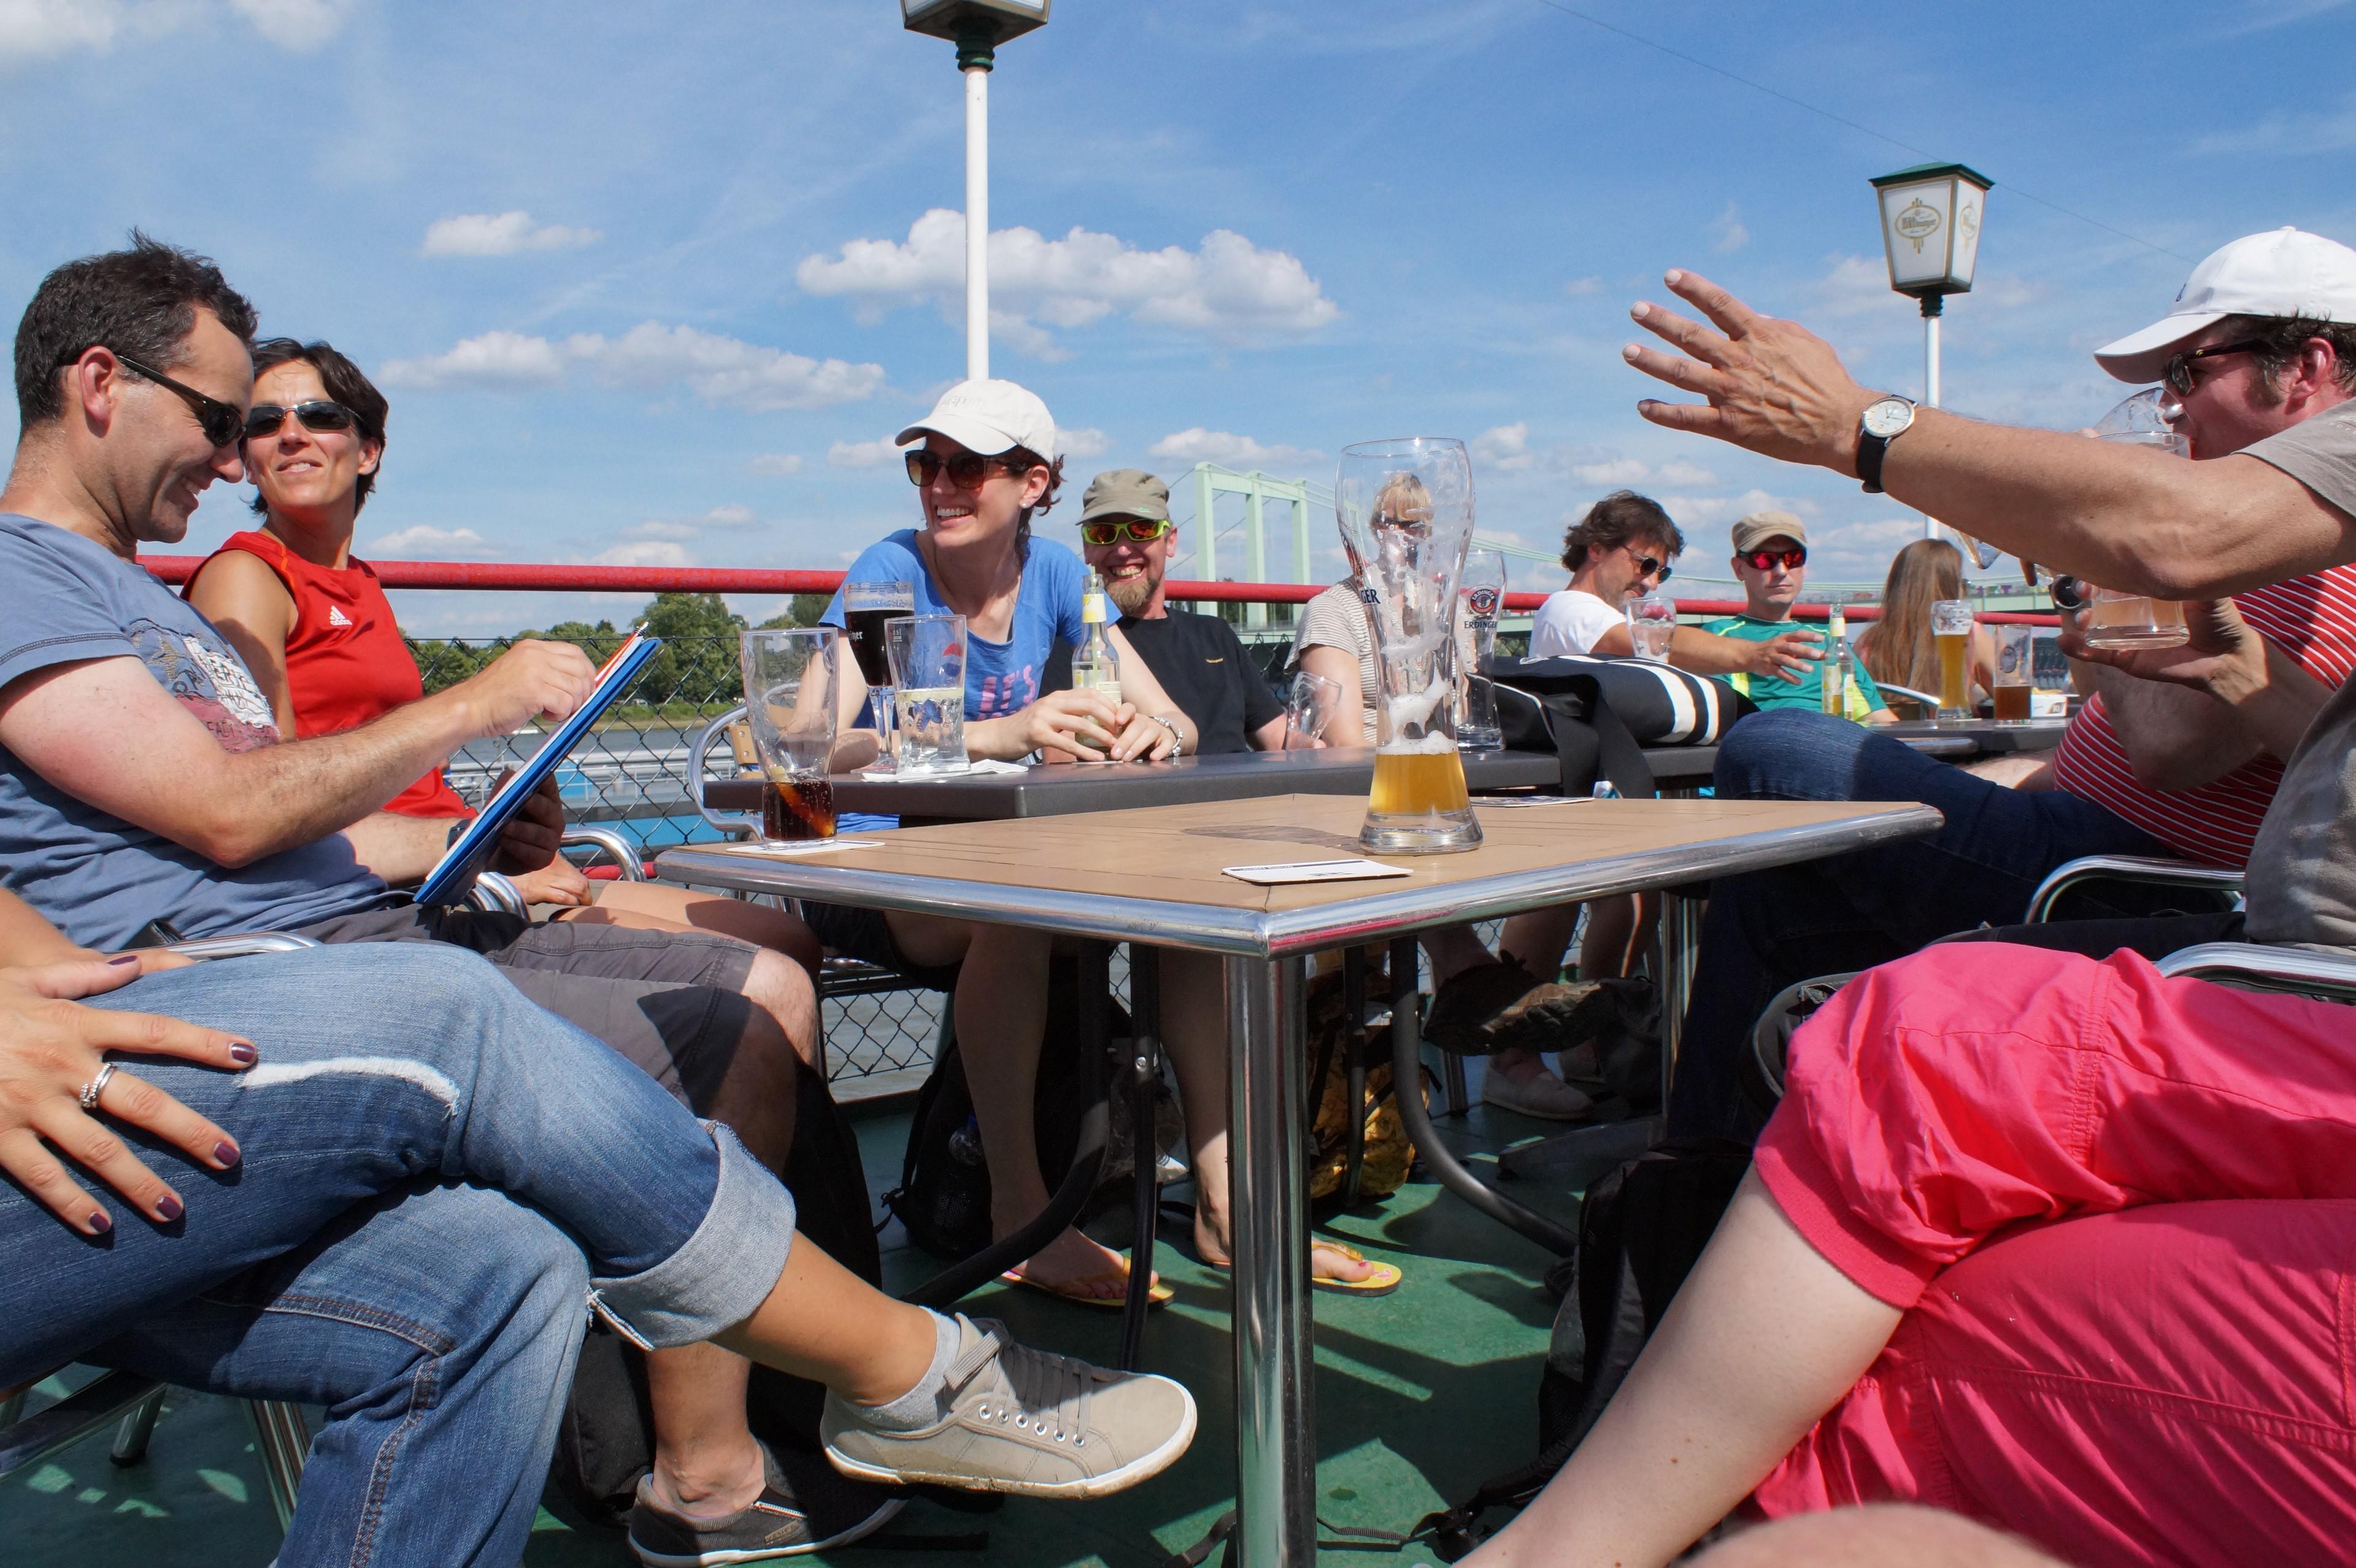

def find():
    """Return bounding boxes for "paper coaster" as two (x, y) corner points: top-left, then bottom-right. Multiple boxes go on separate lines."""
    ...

(727, 839), (887, 858)
(1222, 858), (1413, 886)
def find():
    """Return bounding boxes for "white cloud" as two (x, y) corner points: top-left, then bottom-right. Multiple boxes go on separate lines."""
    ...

(828, 437), (902, 469)
(0, 0), (356, 65)
(1569, 457), (1652, 486)
(1708, 201), (1750, 253)
(622, 520), (703, 542)
(1656, 487), (1804, 528)
(1471, 422), (1533, 471)
(380, 323), (885, 410)
(1147, 428), (1322, 469)
(2189, 90), (2356, 155)
(1563, 275), (1605, 296)
(593, 539), (695, 569)
(422, 210), (602, 258)
(798, 209), (1339, 353)
(1814, 253), (1902, 320)
(1057, 426), (1112, 459)
(1657, 458), (1719, 486)
(747, 453), (803, 475)
(367, 523), (495, 558)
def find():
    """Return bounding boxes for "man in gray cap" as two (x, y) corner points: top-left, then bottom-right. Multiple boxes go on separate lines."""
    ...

(1698, 510), (1893, 721)
(1073, 468), (1289, 755)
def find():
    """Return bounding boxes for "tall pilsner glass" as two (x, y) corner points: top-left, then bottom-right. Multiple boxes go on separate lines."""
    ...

(1336, 437), (1482, 853)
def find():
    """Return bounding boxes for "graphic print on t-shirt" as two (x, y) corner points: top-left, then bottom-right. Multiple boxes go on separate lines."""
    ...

(974, 665), (1037, 719)
(133, 621), (280, 753)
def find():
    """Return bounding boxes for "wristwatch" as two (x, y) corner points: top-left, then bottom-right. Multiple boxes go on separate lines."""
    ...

(1855, 396), (1917, 494)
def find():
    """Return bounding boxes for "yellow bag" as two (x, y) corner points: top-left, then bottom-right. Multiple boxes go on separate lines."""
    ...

(1304, 961), (1425, 1202)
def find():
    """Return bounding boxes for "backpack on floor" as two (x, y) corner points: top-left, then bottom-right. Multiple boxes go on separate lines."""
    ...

(540, 1058), (885, 1533)
(1413, 1139), (1752, 1561)
(884, 962), (1153, 1261)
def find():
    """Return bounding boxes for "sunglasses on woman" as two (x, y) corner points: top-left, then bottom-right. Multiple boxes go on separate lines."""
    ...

(1741, 546), (1807, 571)
(1079, 518), (1174, 546)
(244, 400), (366, 442)
(2163, 338), (2269, 398)
(110, 352), (243, 448)
(904, 449), (1029, 490)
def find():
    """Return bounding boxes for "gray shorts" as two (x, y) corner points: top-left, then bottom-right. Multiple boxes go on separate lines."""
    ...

(296, 904), (762, 1113)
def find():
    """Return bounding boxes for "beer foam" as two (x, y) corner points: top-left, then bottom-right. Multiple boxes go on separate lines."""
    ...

(1377, 732), (1460, 756)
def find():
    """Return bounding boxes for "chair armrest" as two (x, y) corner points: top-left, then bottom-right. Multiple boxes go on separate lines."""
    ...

(163, 932), (323, 960)
(1876, 682), (1940, 709)
(468, 872), (528, 917)
(691, 705), (760, 841)
(2024, 855), (2244, 924)
(2155, 941), (2356, 1004)
(561, 826), (647, 882)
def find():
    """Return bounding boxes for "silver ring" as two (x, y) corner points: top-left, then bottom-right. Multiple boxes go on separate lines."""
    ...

(77, 1062), (117, 1112)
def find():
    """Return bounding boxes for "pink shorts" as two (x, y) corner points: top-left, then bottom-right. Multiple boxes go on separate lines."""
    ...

(1747, 943), (2356, 1567)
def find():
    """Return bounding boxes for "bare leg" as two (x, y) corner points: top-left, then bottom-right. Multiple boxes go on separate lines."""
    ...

(564, 883), (825, 984)
(644, 1005), (807, 1515)
(714, 1230), (940, 1404)
(1463, 1169), (1903, 1568)
(1157, 948), (1376, 1285)
(952, 923), (1131, 1294)
(1576, 891), (1657, 980)
(1689, 1505), (2069, 1568)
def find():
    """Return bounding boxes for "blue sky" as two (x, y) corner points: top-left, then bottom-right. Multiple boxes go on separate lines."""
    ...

(3, 0), (2353, 632)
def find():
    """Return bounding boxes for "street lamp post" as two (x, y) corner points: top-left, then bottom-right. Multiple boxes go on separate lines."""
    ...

(1869, 162), (1993, 537)
(901, 0), (1050, 381)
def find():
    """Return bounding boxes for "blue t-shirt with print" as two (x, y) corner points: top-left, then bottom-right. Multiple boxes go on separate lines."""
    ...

(0, 514), (394, 950)
(821, 530), (1088, 831)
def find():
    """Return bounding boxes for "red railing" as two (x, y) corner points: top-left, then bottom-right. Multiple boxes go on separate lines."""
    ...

(136, 557), (2059, 625)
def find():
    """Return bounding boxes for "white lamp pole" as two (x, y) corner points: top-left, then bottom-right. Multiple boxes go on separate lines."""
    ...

(1869, 163), (1993, 538)
(903, 1), (1050, 383)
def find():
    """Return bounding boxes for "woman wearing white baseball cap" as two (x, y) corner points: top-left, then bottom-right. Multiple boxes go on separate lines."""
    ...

(810, 379), (1197, 1304)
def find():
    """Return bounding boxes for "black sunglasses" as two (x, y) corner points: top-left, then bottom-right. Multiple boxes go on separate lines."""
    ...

(1625, 544), (1674, 584)
(1741, 546), (1807, 571)
(244, 400), (366, 442)
(112, 352), (242, 448)
(2163, 337), (2270, 398)
(905, 449), (1028, 490)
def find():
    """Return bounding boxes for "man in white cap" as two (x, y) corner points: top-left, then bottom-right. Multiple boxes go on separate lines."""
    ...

(1616, 229), (2356, 1145)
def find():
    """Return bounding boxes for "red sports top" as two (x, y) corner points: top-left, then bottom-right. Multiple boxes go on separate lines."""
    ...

(186, 530), (473, 819)
(2050, 567), (2356, 867)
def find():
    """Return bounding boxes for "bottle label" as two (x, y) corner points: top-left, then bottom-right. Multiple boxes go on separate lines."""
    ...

(1083, 592), (1106, 624)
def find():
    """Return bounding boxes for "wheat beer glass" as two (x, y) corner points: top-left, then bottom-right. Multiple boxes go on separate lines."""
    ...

(739, 628), (841, 840)
(1931, 599), (1974, 723)
(1337, 437), (1482, 853)
(1456, 547), (1507, 752)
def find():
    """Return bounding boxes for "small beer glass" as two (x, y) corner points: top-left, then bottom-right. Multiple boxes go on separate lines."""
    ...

(1283, 670), (1344, 748)
(1991, 623), (2035, 723)
(1627, 591), (1677, 662)
(739, 628), (841, 840)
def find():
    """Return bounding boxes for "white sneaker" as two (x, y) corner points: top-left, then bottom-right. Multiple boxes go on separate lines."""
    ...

(1481, 1067), (1595, 1122)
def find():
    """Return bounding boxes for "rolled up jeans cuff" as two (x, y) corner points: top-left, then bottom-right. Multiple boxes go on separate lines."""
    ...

(591, 1122), (797, 1348)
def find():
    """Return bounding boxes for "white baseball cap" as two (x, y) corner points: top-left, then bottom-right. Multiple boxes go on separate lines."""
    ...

(895, 379), (1057, 459)
(2093, 227), (2356, 383)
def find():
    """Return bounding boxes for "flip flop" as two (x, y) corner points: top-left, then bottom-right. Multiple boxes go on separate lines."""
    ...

(998, 1262), (1174, 1310)
(1201, 1240), (1405, 1299)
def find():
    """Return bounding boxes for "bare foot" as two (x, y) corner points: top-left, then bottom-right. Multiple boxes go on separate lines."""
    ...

(1004, 1224), (1148, 1299)
(1193, 1213), (1380, 1286)
(1492, 1045), (1546, 1085)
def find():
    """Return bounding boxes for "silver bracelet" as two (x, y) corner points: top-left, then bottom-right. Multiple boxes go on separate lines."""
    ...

(1149, 713), (1186, 755)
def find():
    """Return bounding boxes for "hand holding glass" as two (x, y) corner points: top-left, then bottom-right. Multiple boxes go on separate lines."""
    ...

(739, 628), (841, 840)
(1626, 592), (1677, 662)
(1283, 671), (1344, 748)
(2082, 391), (2192, 649)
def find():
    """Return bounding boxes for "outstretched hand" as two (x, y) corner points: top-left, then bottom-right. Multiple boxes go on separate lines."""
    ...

(0, 956), (253, 1236)
(1623, 270), (1879, 475)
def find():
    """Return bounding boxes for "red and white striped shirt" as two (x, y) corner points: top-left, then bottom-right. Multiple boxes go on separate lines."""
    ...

(2050, 568), (2356, 866)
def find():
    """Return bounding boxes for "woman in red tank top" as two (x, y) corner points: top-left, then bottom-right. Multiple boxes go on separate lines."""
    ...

(185, 339), (817, 973)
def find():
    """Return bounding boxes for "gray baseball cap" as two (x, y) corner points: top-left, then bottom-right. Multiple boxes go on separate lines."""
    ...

(1078, 469), (1170, 525)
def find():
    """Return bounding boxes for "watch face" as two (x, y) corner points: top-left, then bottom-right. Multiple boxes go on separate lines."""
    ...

(1862, 398), (1914, 439)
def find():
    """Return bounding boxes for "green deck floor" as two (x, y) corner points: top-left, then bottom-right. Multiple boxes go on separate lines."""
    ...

(9, 1070), (1585, 1567)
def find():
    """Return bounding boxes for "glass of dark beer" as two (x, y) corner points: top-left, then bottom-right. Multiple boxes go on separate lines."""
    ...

(842, 580), (912, 771)
(739, 628), (842, 841)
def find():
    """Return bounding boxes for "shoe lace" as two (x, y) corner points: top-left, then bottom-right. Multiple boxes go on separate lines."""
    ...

(955, 1318), (1095, 1447)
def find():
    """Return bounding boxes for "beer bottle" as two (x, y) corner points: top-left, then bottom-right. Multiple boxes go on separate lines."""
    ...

(1073, 571), (1122, 706)
(1820, 601), (1847, 717)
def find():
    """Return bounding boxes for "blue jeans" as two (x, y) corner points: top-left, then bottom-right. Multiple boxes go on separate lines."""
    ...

(3, 942), (798, 1567)
(1668, 710), (2180, 1142)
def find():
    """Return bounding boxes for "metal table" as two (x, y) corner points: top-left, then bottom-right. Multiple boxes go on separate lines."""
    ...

(704, 745), (1561, 822)
(657, 793), (1941, 1567)
(1881, 717), (2069, 755)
